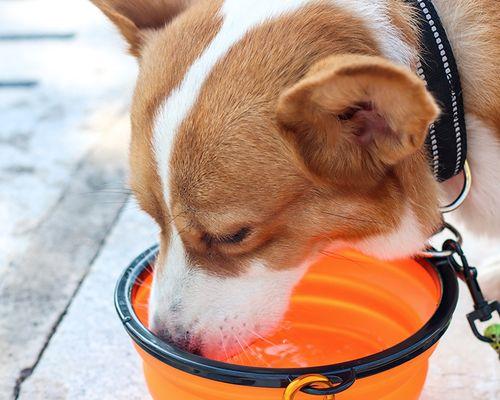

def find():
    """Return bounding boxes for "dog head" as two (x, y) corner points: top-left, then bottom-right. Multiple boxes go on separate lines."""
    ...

(92, 0), (441, 359)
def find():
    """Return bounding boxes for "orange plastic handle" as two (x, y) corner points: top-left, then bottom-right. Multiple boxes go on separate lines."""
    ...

(283, 374), (335, 400)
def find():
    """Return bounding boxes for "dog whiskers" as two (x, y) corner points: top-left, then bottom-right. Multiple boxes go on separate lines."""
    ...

(317, 234), (368, 268)
(233, 334), (252, 365)
(240, 334), (271, 368)
(217, 329), (230, 361)
(247, 328), (277, 347)
(319, 251), (367, 269)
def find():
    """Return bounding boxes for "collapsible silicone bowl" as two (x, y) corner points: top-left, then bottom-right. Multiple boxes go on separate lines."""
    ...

(115, 245), (459, 399)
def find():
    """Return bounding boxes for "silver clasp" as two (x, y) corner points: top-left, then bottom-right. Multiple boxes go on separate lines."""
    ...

(420, 222), (463, 258)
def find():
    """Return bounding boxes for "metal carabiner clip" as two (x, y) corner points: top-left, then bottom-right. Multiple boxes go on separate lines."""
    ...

(283, 375), (335, 400)
(443, 239), (500, 348)
(283, 370), (356, 399)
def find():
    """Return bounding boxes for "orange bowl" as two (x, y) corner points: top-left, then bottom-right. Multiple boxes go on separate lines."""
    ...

(115, 247), (458, 400)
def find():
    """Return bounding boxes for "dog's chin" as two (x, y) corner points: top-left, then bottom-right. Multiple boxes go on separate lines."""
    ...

(198, 322), (278, 362)
(149, 308), (284, 361)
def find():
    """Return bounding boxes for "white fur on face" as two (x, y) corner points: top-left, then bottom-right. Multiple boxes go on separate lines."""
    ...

(148, 226), (189, 333)
(153, 0), (311, 203)
(149, 228), (307, 358)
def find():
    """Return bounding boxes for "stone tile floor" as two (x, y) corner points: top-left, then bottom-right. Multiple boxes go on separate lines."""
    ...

(0, 1), (498, 399)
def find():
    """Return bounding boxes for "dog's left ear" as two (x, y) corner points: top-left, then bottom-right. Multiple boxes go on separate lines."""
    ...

(277, 54), (439, 185)
(91, 0), (193, 56)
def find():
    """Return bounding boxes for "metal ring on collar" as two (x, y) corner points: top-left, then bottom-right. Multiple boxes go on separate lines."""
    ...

(440, 160), (472, 214)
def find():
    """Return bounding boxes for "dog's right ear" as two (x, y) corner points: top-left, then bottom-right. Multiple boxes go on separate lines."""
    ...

(91, 0), (192, 56)
(277, 54), (439, 187)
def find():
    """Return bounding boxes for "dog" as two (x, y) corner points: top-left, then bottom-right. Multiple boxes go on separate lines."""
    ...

(91, 0), (500, 359)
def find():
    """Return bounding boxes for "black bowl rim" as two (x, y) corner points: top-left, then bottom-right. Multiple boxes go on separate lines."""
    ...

(115, 245), (459, 389)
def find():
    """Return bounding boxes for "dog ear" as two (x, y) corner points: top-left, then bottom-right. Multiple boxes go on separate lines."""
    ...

(277, 54), (439, 186)
(91, 0), (193, 56)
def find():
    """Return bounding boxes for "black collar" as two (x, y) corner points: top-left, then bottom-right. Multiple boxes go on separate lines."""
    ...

(409, 0), (467, 182)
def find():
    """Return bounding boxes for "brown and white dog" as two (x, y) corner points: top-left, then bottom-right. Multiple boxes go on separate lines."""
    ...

(91, 0), (500, 359)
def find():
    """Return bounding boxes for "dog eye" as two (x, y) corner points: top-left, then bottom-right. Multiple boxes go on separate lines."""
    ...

(219, 227), (251, 244)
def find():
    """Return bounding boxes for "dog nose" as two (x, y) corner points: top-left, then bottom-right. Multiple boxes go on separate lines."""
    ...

(150, 322), (202, 355)
(150, 325), (173, 343)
